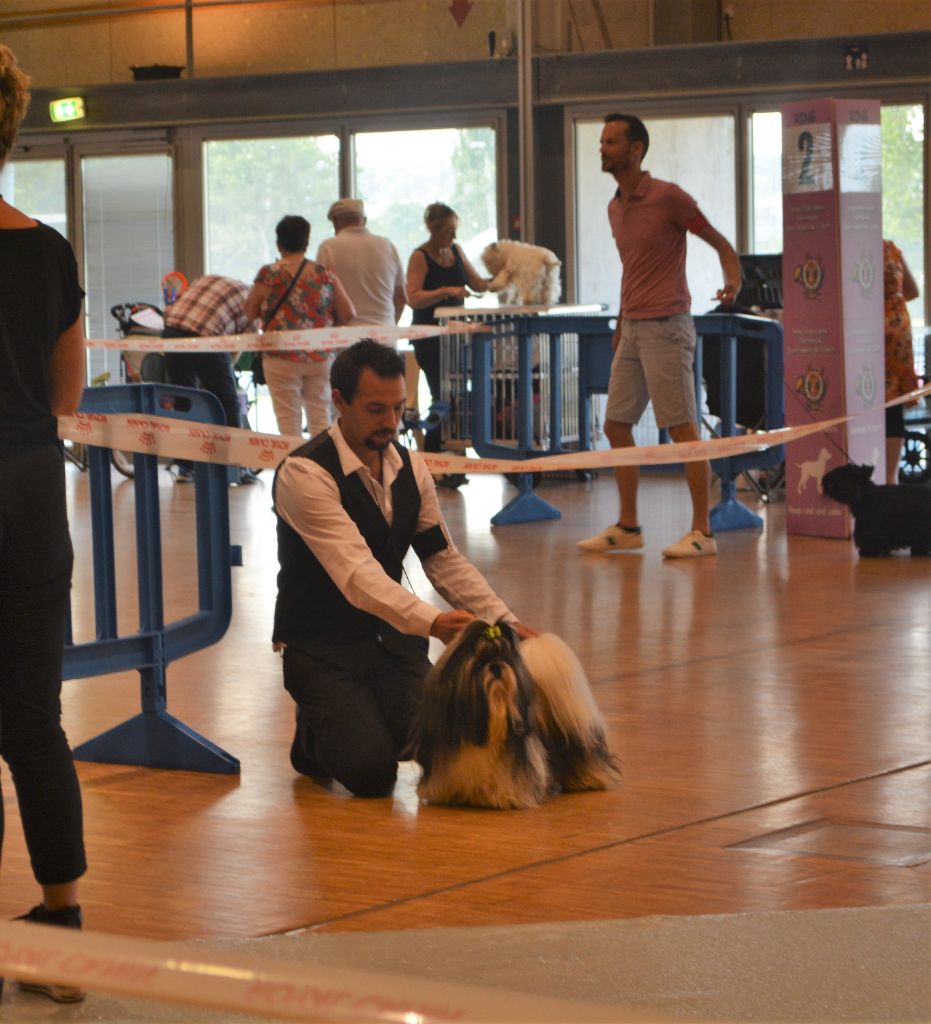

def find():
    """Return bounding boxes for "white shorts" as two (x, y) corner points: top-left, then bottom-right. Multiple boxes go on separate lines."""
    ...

(605, 314), (698, 429)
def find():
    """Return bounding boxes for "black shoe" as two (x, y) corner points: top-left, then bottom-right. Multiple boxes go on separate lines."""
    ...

(436, 473), (468, 490)
(237, 468), (260, 486)
(14, 905), (85, 1003)
(289, 710), (329, 778)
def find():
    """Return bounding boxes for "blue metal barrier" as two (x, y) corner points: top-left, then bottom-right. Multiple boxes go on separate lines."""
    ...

(64, 383), (242, 774)
(468, 312), (784, 530)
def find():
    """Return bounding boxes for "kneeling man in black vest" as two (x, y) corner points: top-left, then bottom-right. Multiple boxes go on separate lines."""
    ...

(273, 339), (535, 796)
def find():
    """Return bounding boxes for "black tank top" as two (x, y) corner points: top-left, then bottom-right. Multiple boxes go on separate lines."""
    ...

(411, 245), (467, 325)
(0, 222), (84, 448)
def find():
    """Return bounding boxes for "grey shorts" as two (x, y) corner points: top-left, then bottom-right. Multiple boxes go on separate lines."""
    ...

(605, 314), (698, 428)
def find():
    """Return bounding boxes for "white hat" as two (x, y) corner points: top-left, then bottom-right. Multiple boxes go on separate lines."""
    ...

(327, 198), (365, 222)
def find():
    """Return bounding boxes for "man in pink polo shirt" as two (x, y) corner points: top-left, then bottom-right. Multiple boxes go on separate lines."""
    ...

(578, 113), (741, 559)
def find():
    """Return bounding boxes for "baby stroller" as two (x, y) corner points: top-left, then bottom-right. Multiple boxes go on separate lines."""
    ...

(111, 302), (168, 384)
(62, 304), (164, 481)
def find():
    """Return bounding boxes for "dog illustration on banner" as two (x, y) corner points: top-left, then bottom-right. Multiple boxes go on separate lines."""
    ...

(796, 447), (833, 494)
(409, 621), (619, 809)
(822, 462), (931, 557)
(481, 240), (562, 307)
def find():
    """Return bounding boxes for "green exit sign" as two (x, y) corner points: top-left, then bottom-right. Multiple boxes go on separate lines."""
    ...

(49, 97), (85, 123)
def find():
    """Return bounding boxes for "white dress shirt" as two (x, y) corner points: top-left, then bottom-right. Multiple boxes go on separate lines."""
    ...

(275, 423), (514, 638)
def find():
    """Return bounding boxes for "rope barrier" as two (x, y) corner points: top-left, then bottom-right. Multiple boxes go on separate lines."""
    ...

(58, 379), (931, 474)
(0, 920), (612, 1022)
(86, 322), (481, 354)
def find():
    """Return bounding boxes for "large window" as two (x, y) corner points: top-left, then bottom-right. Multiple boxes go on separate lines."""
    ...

(82, 153), (174, 375)
(203, 135), (340, 284)
(0, 158), (68, 237)
(574, 114), (737, 314)
(881, 104), (925, 332)
(749, 110), (782, 255)
(353, 126), (498, 283)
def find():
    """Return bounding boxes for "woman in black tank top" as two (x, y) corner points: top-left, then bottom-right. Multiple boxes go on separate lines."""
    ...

(406, 203), (491, 469)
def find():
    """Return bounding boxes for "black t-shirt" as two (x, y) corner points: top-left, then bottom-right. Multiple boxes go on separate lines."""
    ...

(0, 222), (84, 448)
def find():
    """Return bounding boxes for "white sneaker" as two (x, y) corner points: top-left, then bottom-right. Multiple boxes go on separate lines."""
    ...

(662, 530), (717, 559)
(577, 524), (644, 552)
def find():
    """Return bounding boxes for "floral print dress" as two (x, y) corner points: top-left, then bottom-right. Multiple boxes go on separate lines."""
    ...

(257, 260), (335, 364)
(883, 239), (919, 401)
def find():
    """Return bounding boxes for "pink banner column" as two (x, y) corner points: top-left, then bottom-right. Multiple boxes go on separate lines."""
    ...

(781, 98), (884, 537)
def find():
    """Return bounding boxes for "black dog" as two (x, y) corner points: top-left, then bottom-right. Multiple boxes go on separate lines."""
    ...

(822, 463), (931, 556)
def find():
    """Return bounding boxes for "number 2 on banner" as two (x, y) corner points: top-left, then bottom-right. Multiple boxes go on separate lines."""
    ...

(782, 123), (833, 194)
(798, 131), (815, 185)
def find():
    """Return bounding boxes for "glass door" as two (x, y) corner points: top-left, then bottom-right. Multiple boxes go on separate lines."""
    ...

(79, 151), (174, 377)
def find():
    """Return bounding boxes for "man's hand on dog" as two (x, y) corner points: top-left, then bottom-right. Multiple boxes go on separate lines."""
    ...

(430, 610), (477, 643)
(430, 611), (538, 643)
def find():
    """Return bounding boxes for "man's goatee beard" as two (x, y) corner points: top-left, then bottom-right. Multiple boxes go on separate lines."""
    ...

(365, 434), (395, 451)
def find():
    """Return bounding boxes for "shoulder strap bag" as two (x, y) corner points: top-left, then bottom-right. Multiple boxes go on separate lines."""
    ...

(251, 259), (308, 384)
(262, 258), (308, 330)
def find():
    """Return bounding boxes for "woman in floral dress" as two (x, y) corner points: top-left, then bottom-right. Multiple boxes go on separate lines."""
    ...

(246, 215), (354, 437)
(882, 239), (920, 484)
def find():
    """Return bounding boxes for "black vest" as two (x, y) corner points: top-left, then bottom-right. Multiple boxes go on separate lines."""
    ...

(273, 433), (443, 649)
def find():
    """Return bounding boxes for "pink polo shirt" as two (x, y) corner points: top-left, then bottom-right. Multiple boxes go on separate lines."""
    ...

(608, 172), (708, 320)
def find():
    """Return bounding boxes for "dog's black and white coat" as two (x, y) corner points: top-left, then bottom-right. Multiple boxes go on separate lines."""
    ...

(822, 462), (931, 556)
(409, 621), (619, 809)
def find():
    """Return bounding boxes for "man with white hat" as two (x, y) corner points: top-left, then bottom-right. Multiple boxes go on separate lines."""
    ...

(316, 198), (407, 329)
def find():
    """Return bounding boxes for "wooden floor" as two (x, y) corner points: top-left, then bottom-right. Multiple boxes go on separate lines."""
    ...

(2, 462), (928, 942)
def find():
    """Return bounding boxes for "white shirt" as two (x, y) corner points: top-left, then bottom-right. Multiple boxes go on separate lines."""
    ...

(275, 423), (514, 637)
(316, 227), (406, 327)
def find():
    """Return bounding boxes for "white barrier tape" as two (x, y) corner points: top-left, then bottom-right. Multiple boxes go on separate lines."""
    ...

(87, 322), (480, 354)
(0, 920), (617, 1023)
(58, 383), (929, 475)
(59, 410), (846, 473)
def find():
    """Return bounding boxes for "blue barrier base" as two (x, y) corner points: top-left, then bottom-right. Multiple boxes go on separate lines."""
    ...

(491, 487), (562, 526)
(710, 496), (764, 532)
(73, 711), (240, 775)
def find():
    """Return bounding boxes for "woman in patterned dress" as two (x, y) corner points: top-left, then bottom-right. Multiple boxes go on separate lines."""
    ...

(883, 239), (920, 484)
(246, 215), (355, 437)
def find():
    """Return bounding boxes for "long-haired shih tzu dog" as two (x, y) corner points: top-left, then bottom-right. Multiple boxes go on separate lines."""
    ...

(409, 621), (619, 809)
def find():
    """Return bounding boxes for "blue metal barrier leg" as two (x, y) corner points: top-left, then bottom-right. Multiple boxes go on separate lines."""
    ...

(711, 467), (764, 532)
(491, 473), (561, 526)
(73, 656), (240, 774)
(73, 712), (241, 774)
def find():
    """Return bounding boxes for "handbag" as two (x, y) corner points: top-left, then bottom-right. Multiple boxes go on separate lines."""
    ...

(253, 258), (308, 382)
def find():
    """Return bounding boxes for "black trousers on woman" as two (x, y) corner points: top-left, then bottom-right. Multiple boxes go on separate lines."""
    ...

(0, 444), (86, 885)
(411, 337), (443, 453)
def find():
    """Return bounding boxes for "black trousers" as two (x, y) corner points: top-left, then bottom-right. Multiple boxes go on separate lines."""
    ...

(163, 330), (243, 470)
(411, 337), (443, 453)
(0, 444), (86, 886)
(283, 631), (430, 797)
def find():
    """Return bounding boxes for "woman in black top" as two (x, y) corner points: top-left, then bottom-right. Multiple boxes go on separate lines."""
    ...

(0, 45), (88, 1003)
(406, 203), (491, 468)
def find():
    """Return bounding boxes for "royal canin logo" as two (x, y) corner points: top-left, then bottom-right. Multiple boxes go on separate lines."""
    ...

(248, 436), (290, 450)
(200, 441), (217, 456)
(138, 432), (156, 447)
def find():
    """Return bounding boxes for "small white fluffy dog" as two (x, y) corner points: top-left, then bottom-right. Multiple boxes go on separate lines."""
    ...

(410, 621), (619, 809)
(481, 240), (562, 306)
